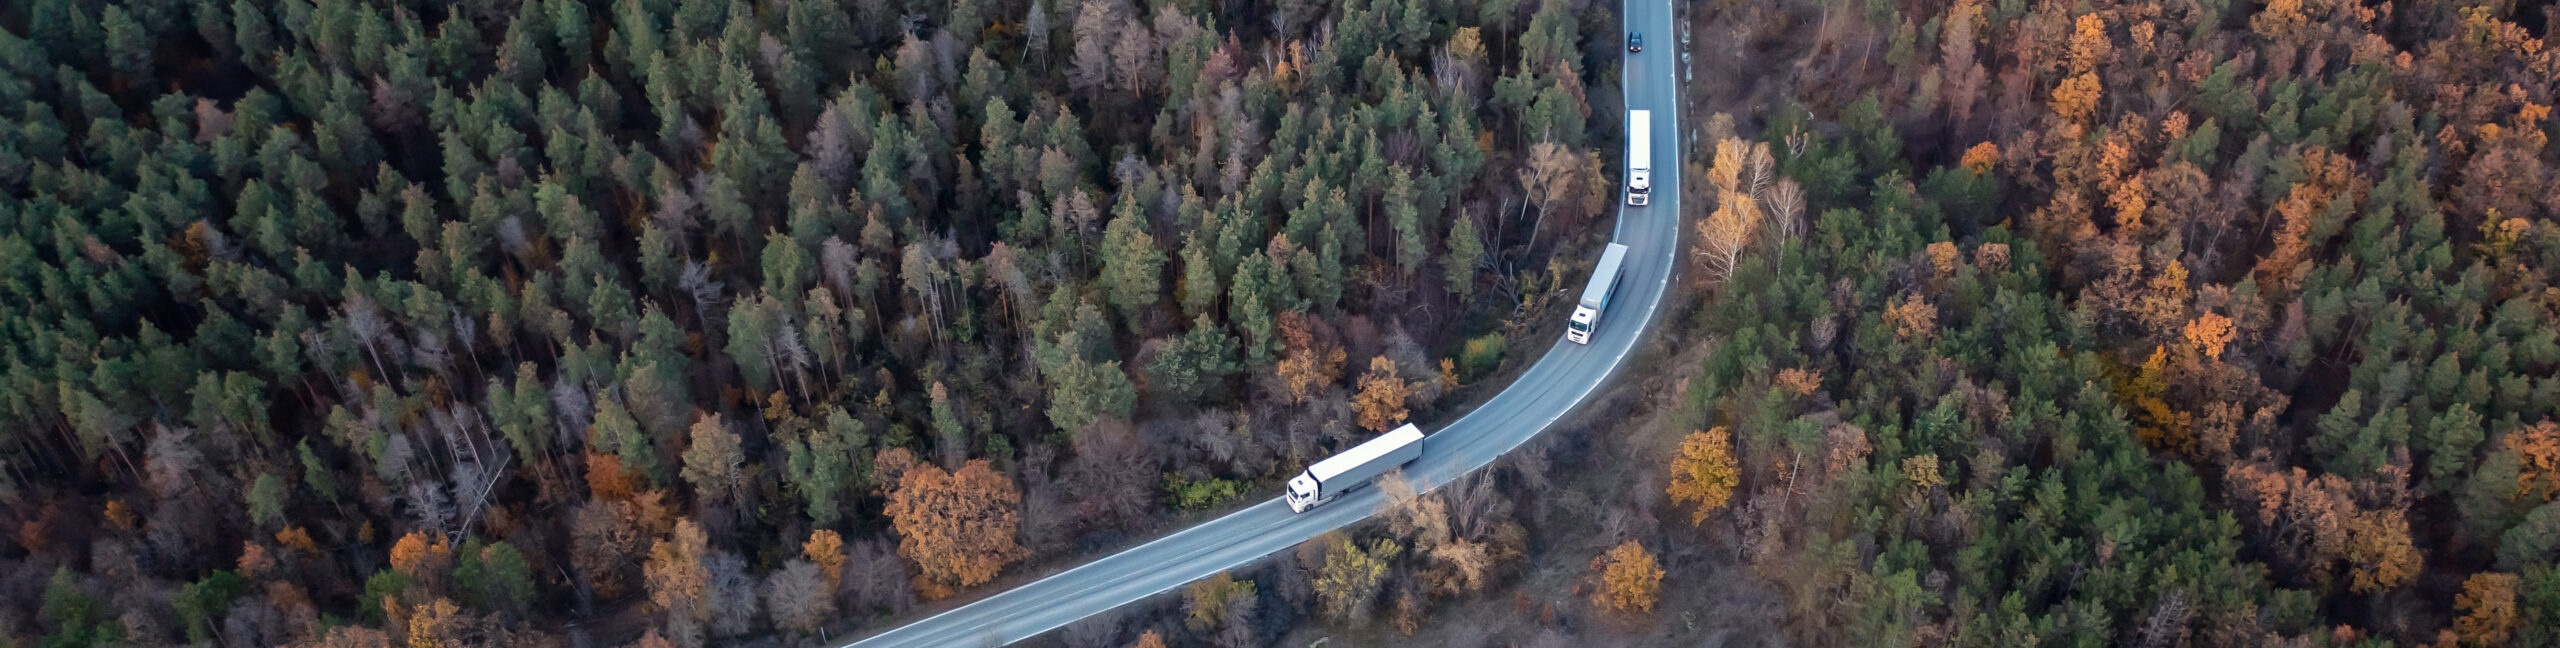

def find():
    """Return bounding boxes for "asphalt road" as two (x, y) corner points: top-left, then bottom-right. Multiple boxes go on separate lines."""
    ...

(840, 6), (1682, 646)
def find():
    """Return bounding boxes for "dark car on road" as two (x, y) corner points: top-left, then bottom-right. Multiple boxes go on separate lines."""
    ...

(1628, 32), (1642, 52)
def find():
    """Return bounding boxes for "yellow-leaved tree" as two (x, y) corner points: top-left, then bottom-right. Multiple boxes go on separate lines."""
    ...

(2343, 509), (2418, 594)
(1697, 189), (1759, 283)
(1667, 427), (1740, 525)
(1590, 540), (1664, 615)
(2050, 73), (2102, 123)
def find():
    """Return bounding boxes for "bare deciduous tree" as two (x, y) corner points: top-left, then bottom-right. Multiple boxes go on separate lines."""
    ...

(1517, 141), (1578, 250)
(844, 537), (917, 615)
(706, 551), (759, 638)
(811, 105), (857, 190)
(1065, 418), (1158, 534)
(895, 35), (939, 105)
(653, 176), (700, 233)
(342, 292), (396, 380)
(1067, 0), (1121, 95)
(1765, 179), (1806, 244)
(679, 261), (724, 322)
(1109, 18), (1158, 97)
(822, 236), (861, 301)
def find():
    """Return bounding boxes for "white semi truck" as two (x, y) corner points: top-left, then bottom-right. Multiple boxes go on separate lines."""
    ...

(1285, 423), (1425, 513)
(1567, 242), (1631, 345)
(1626, 109), (1652, 205)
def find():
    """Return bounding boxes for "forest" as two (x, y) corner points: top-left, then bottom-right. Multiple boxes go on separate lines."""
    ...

(0, 0), (1633, 645)
(1629, 0), (2560, 645)
(5, 0), (2560, 645)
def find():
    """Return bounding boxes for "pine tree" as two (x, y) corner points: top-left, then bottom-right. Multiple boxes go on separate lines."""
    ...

(245, 473), (288, 529)
(1180, 232), (1221, 319)
(1037, 341), (1138, 434)
(230, 0), (273, 70)
(100, 4), (153, 83)
(1443, 212), (1483, 298)
(1145, 315), (1241, 403)
(594, 395), (665, 486)
(1101, 194), (1166, 326)
(786, 409), (865, 525)
(1389, 166), (1426, 278)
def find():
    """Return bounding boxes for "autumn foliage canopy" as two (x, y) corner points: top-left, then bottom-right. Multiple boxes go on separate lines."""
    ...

(884, 459), (1027, 599)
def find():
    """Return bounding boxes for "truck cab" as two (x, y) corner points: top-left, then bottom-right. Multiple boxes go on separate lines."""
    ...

(1285, 474), (1321, 513)
(1567, 307), (1600, 342)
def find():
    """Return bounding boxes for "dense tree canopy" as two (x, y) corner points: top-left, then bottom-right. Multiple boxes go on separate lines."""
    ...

(0, 0), (1621, 642)
(1658, 0), (2560, 643)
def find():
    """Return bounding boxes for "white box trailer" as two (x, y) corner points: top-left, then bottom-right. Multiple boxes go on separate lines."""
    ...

(1567, 242), (1631, 344)
(1626, 110), (1652, 205)
(1286, 424), (1425, 513)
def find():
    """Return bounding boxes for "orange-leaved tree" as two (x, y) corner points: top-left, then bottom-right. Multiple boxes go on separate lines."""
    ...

(885, 459), (1027, 599)
(2508, 420), (2560, 502)
(1351, 356), (1413, 432)
(636, 519), (715, 647)
(1708, 138), (1746, 193)
(1667, 428), (1740, 525)
(1275, 312), (1346, 403)
(1885, 294), (1937, 341)
(2454, 572), (2518, 646)
(803, 529), (845, 592)
(2183, 312), (2235, 361)
(2064, 13), (2109, 75)
(390, 531), (453, 596)
(1774, 368), (1824, 398)
(642, 519), (711, 628)
(1590, 540), (1663, 615)
(1959, 142), (2000, 175)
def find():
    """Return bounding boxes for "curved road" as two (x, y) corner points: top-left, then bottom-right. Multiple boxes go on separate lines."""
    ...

(842, 5), (1682, 646)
